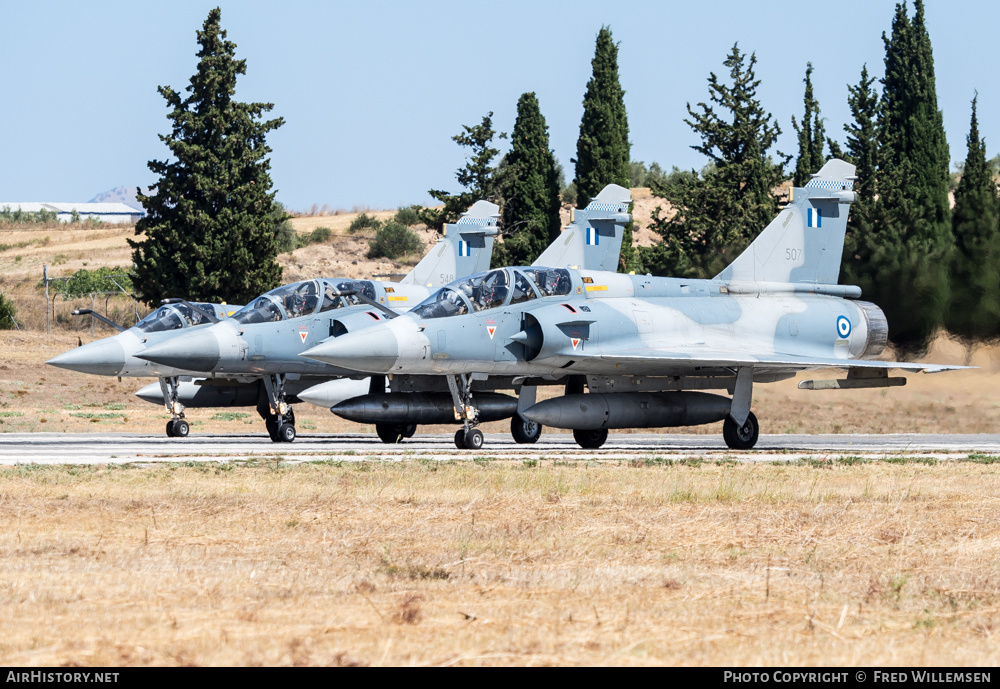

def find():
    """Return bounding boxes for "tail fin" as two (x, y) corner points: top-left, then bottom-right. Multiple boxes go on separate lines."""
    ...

(716, 159), (857, 285)
(400, 200), (499, 287)
(533, 184), (631, 271)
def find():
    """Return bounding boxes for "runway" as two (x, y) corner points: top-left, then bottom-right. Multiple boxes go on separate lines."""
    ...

(1, 432), (999, 465)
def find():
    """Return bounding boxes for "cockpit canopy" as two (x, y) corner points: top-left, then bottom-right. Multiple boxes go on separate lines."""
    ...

(231, 279), (378, 325)
(410, 267), (572, 320)
(135, 302), (219, 333)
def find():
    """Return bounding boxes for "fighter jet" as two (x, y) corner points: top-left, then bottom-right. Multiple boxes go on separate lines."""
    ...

(300, 160), (966, 450)
(136, 186), (633, 443)
(294, 184), (633, 443)
(46, 300), (241, 437)
(131, 200), (501, 441)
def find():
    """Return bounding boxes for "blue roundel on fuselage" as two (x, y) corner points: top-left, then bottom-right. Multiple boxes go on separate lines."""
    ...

(836, 315), (852, 338)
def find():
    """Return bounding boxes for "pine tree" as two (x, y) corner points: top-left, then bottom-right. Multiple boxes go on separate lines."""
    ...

(839, 65), (880, 287)
(573, 26), (640, 272)
(642, 44), (789, 278)
(868, 0), (953, 356)
(422, 113), (504, 231)
(945, 95), (1000, 343)
(492, 93), (562, 267)
(791, 63), (826, 187)
(129, 7), (285, 307)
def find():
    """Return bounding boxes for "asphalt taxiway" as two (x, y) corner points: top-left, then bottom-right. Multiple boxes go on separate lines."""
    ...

(1, 432), (999, 465)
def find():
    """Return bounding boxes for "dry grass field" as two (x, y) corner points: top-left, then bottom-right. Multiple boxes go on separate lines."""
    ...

(1, 459), (998, 666)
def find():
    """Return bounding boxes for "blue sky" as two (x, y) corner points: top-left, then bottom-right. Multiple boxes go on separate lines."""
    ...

(1, 1), (996, 211)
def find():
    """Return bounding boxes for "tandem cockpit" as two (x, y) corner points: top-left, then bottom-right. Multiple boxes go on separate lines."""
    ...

(410, 267), (573, 320)
(135, 302), (224, 333)
(231, 279), (379, 325)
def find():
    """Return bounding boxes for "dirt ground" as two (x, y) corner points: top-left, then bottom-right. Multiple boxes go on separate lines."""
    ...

(1, 459), (998, 666)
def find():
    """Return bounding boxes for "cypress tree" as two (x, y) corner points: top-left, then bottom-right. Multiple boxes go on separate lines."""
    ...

(422, 113), (504, 232)
(642, 44), (789, 279)
(129, 7), (285, 307)
(493, 92), (562, 267)
(840, 65), (880, 287)
(868, 0), (952, 356)
(945, 95), (1000, 343)
(573, 26), (640, 272)
(791, 63), (826, 187)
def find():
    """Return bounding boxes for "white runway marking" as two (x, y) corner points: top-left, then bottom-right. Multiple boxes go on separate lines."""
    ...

(1, 433), (999, 465)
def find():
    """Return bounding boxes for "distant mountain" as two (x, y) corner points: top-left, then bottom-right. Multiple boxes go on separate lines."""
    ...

(89, 186), (149, 211)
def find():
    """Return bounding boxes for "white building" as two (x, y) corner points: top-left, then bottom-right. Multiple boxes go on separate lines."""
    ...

(0, 202), (144, 224)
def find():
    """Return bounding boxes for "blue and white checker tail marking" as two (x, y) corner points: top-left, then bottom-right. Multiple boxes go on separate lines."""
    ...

(716, 159), (857, 286)
(400, 200), (498, 288)
(533, 184), (631, 272)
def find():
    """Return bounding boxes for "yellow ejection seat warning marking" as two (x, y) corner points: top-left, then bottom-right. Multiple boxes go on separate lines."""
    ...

(585, 285), (607, 292)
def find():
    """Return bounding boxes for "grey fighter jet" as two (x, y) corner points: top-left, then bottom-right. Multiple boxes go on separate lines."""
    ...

(46, 300), (241, 437)
(136, 185), (633, 443)
(300, 160), (966, 450)
(294, 184), (633, 443)
(132, 200), (502, 441)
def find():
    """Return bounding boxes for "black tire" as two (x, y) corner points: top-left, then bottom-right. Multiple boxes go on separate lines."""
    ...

(454, 429), (467, 449)
(723, 412), (759, 450)
(464, 428), (484, 450)
(166, 420), (176, 438)
(510, 414), (541, 444)
(265, 416), (280, 442)
(573, 428), (608, 449)
(172, 419), (190, 438)
(376, 423), (404, 444)
(402, 424), (417, 438)
(278, 423), (296, 443)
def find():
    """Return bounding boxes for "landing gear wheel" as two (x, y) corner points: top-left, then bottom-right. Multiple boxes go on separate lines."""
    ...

(454, 429), (467, 449)
(510, 414), (541, 444)
(463, 428), (484, 450)
(573, 428), (608, 449)
(402, 424), (417, 438)
(376, 423), (404, 444)
(278, 423), (296, 443)
(265, 416), (280, 442)
(723, 411), (759, 450)
(166, 420), (176, 438)
(171, 419), (189, 438)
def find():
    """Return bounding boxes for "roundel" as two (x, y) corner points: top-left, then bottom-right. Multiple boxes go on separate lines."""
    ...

(836, 315), (852, 338)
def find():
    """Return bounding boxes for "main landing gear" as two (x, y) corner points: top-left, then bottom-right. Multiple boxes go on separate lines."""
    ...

(723, 367), (759, 450)
(376, 423), (417, 444)
(159, 376), (189, 438)
(259, 374), (296, 443)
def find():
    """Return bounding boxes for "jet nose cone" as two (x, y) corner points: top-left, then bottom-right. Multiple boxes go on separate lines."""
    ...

(46, 338), (126, 376)
(136, 331), (221, 371)
(301, 328), (399, 373)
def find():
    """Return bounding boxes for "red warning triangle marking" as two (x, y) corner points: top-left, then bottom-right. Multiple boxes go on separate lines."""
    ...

(571, 338), (581, 350)
(487, 326), (496, 340)
(299, 331), (308, 343)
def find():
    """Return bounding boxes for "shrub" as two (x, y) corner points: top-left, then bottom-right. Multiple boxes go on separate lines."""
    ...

(349, 212), (383, 234)
(0, 292), (17, 330)
(393, 206), (422, 227)
(307, 226), (331, 243)
(367, 222), (423, 260)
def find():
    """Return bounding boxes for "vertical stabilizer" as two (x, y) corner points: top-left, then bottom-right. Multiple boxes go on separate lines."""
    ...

(533, 184), (631, 271)
(716, 159), (857, 285)
(400, 200), (499, 287)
